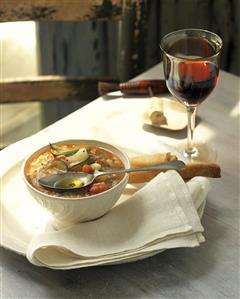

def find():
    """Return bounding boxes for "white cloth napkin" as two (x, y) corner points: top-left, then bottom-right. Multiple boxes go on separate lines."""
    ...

(27, 170), (210, 269)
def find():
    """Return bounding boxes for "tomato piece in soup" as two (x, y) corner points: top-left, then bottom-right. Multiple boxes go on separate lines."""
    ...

(89, 182), (108, 195)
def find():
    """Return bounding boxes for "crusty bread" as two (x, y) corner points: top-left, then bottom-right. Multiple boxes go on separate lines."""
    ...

(128, 153), (221, 184)
(177, 162), (221, 180)
(130, 152), (177, 167)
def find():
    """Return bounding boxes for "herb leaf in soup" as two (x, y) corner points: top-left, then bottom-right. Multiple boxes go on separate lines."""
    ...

(49, 143), (79, 157)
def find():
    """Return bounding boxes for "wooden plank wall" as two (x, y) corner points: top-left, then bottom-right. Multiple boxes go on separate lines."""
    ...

(38, 0), (239, 125)
(37, 0), (240, 79)
(39, 20), (119, 125)
(0, 0), (123, 21)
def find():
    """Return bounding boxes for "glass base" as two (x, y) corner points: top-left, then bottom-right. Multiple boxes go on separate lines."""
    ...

(183, 147), (198, 161)
(178, 141), (218, 163)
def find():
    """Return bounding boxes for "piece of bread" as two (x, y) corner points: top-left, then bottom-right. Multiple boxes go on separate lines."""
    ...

(129, 152), (176, 184)
(128, 153), (221, 184)
(130, 152), (177, 167)
(147, 97), (167, 125)
(177, 162), (221, 180)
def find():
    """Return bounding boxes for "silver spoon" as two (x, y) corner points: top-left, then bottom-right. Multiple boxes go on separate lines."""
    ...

(38, 160), (185, 190)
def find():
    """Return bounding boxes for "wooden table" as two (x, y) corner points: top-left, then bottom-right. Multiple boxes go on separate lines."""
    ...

(1, 64), (239, 299)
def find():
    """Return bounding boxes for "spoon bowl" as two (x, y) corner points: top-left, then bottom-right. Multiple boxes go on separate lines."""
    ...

(38, 160), (186, 190)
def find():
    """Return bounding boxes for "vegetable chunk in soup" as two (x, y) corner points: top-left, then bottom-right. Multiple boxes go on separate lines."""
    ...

(25, 143), (125, 198)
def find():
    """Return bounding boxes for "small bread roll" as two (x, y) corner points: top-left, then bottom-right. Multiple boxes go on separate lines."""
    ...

(128, 153), (221, 184)
(148, 97), (167, 125)
(150, 111), (167, 126)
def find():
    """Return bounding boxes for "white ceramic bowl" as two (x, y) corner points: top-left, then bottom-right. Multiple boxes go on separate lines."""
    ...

(22, 140), (130, 229)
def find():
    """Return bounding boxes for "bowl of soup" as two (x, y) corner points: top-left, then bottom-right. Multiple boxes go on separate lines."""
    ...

(22, 140), (130, 229)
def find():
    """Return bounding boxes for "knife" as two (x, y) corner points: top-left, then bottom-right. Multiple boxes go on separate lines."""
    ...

(98, 79), (168, 96)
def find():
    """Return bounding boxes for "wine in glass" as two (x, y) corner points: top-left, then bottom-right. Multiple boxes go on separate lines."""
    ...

(160, 29), (223, 160)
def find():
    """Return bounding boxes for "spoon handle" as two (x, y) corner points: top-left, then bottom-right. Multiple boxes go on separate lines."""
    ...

(95, 160), (185, 177)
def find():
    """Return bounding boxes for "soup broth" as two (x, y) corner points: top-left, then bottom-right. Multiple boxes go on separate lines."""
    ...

(25, 143), (125, 198)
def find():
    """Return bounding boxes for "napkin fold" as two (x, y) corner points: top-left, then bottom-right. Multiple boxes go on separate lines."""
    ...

(27, 171), (210, 269)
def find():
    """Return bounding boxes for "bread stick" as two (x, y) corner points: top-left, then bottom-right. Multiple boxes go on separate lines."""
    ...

(129, 152), (176, 184)
(130, 152), (177, 168)
(177, 162), (221, 180)
(128, 153), (221, 183)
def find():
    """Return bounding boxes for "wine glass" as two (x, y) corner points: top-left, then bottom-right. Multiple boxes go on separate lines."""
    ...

(160, 29), (223, 160)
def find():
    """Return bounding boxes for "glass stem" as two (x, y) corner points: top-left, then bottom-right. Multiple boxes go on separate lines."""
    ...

(186, 106), (197, 155)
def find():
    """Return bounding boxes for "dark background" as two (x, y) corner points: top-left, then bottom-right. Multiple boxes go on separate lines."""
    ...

(38, 0), (239, 124)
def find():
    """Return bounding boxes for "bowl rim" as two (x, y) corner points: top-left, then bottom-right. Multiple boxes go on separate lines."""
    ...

(22, 139), (130, 202)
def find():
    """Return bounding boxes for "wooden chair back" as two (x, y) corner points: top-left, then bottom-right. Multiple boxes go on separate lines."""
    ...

(0, 0), (123, 104)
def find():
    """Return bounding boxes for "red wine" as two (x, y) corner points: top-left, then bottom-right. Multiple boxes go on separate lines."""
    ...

(164, 37), (219, 106)
(168, 61), (219, 106)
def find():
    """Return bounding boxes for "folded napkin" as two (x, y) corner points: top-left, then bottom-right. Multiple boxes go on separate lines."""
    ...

(27, 171), (210, 269)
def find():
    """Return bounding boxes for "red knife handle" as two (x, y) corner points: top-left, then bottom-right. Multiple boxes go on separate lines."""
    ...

(120, 80), (168, 95)
(98, 80), (168, 96)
